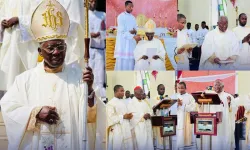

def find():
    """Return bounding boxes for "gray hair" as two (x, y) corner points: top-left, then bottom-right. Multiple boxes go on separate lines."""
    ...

(214, 80), (224, 87)
(218, 16), (228, 23)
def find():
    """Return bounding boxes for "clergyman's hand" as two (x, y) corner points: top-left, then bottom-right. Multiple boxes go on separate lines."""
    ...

(83, 66), (94, 91)
(101, 20), (106, 31)
(1, 20), (8, 29)
(143, 113), (151, 120)
(177, 48), (185, 54)
(123, 113), (133, 120)
(7, 17), (19, 28)
(141, 55), (148, 60)
(37, 106), (60, 125)
(130, 28), (137, 34)
(214, 57), (221, 64)
(152, 55), (160, 60)
(133, 35), (141, 42)
(91, 32), (100, 38)
(177, 99), (183, 106)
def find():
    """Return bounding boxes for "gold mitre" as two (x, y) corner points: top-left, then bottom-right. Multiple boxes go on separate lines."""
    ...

(144, 19), (156, 33)
(31, 0), (70, 42)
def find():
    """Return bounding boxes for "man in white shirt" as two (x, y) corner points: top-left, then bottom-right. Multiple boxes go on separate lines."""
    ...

(134, 19), (166, 71)
(114, 1), (141, 70)
(89, 0), (106, 96)
(176, 14), (193, 70)
(192, 24), (200, 45)
(199, 16), (240, 70)
(198, 21), (209, 47)
(187, 22), (194, 42)
(233, 13), (250, 70)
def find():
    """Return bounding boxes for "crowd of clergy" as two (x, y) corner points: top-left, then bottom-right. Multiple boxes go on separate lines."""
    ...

(107, 80), (250, 150)
(114, 1), (167, 71)
(176, 13), (250, 70)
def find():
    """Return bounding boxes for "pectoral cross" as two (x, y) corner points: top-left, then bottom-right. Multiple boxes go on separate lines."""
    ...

(42, 0), (63, 31)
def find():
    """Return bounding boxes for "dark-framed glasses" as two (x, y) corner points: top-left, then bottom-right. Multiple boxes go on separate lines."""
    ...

(41, 44), (66, 54)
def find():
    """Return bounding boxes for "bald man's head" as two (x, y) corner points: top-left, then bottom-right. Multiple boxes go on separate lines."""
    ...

(217, 16), (228, 32)
(214, 80), (224, 93)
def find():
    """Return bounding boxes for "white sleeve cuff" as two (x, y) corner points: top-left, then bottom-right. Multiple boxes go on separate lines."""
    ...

(119, 115), (123, 124)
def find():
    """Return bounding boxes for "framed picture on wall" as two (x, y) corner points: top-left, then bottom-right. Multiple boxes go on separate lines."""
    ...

(194, 116), (217, 136)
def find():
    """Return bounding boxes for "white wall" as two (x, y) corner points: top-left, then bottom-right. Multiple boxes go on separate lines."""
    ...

(106, 71), (137, 100)
(238, 71), (250, 95)
(150, 71), (175, 99)
(178, 0), (212, 30)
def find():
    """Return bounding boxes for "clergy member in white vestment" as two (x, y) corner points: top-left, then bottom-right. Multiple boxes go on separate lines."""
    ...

(187, 22), (194, 42)
(128, 86), (154, 150)
(192, 24), (200, 45)
(233, 13), (250, 70)
(107, 85), (134, 150)
(198, 80), (236, 150)
(0, 0), (38, 90)
(124, 90), (132, 106)
(176, 82), (196, 150)
(240, 94), (250, 150)
(0, 1), (98, 149)
(197, 21), (208, 47)
(199, 16), (240, 70)
(89, 0), (106, 96)
(134, 19), (166, 71)
(176, 14), (193, 70)
(114, 1), (141, 70)
(0, 0), (86, 90)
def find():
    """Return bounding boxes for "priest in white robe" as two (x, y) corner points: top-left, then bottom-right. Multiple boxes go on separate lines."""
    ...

(128, 86), (154, 150)
(107, 85), (134, 150)
(89, 0), (106, 96)
(124, 90), (132, 106)
(198, 80), (236, 150)
(114, 1), (141, 70)
(233, 13), (250, 70)
(134, 19), (166, 71)
(0, 0), (85, 90)
(0, 1), (98, 149)
(176, 14), (193, 70)
(176, 82), (197, 150)
(197, 21), (208, 47)
(199, 16), (240, 70)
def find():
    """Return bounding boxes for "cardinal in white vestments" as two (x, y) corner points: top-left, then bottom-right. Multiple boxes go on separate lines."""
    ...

(176, 82), (196, 150)
(114, 1), (141, 70)
(134, 19), (166, 71)
(176, 14), (193, 70)
(89, 0), (106, 96)
(198, 80), (236, 150)
(107, 85), (134, 150)
(199, 16), (240, 70)
(128, 86), (154, 150)
(0, 1), (98, 149)
(233, 13), (250, 70)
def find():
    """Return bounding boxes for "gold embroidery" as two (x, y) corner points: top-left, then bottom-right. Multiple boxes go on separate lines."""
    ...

(42, 0), (63, 31)
(36, 35), (67, 42)
(27, 106), (43, 132)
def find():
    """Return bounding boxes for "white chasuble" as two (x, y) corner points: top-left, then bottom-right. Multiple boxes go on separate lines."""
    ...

(107, 97), (133, 150)
(0, 62), (96, 150)
(128, 97), (154, 150)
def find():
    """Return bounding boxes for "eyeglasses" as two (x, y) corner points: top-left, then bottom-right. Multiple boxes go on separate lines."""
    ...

(41, 44), (66, 54)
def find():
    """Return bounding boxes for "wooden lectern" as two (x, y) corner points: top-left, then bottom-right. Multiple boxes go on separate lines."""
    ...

(191, 92), (223, 150)
(151, 99), (177, 150)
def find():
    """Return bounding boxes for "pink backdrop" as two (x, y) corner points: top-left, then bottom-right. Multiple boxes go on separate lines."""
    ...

(180, 71), (236, 95)
(106, 0), (177, 28)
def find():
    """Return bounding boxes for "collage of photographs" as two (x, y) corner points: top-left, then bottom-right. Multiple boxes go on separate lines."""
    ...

(1, 0), (250, 150)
